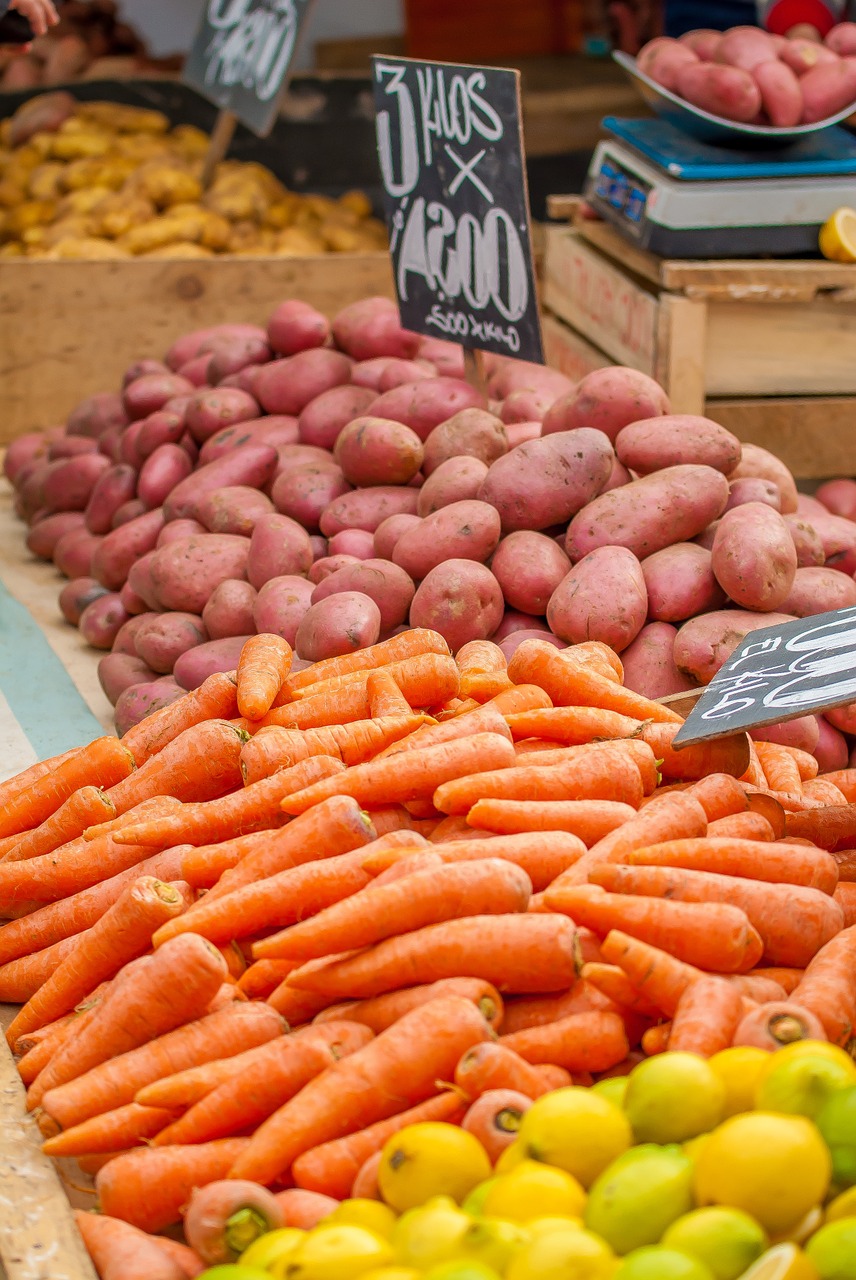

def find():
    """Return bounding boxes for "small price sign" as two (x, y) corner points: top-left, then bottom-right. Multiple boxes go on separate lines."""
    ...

(673, 606), (856, 748)
(371, 55), (543, 366)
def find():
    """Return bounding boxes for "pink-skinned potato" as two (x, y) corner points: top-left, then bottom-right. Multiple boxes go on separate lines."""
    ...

(547, 546), (648, 652)
(176, 354), (211, 387)
(327, 529), (376, 559)
(505, 421), (543, 450)
(295, 591), (382, 662)
(268, 299), (330, 355)
(114, 678), (184, 736)
(418, 336), (466, 379)
(481, 429), (614, 533)
(674, 609), (795, 685)
(377, 358), (436, 391)
(422, 409), (507, 476)
(819, 716), (850, 772)
(196, 486), (275, 537)
(542, 366), (670, 441)
(58, 575), (110, 626)
(49, 436), (99, 461)
(621, 622), (697, 700)
(53, 528), (104, 580)
(603, 456), (632, 493)
(679, 29), (721, 59)
(124, 358), (168, 388)
(254, 575), (314, 644)
(827, 22), (856, 55)
(784, 515), (825, 568)
(123, 373), (195, 422)
(309, 555), (360, 585)
(565, 463), (729, 562)
(493, 610), (551, 641)
(27, 511), (86, 560)
(370, 378), (487, 442)
(780, 38), (838, 76)
(487, 359), (572, 402)
(272, 463), (351, 532)
(79, 593), (130, 650)
(66, 392), (128, 439)
(255, 349), (352, 417)
(137, 444), (193, 510)
(247, 513), (314, 590)
(393, 500), (501, 580)
(119, 578), (151, 615)
(97, 653), (159, 706)
(311, 559), (416, 632)
(203, 579), (258, 640)
(373, 513), (422, 561)
(715, 26), (777, 71)
(782, 566), (856, 617)
(199, 416), (299, 465)
(754, 60), (803, 127)
(173, 636), (252, 690)
(499, 628), (565, 661)
(638, 36), (700, 90)
(114, 499), (151, 528)
(4, 431), (51, 484)
(352, 358), (394, 391)
(42, 453), (111, 513)
(641, 542), (725, 622)
(91, 508), (165, 592)
(157, 519), (206, 549)
(417, 457), (489, 516)
(491, 531), (571, 616)
(801, 59), (856, 123)
(711, 502), (797, 610)
(816, 477), (856, 520)
(298, 385), (377, 450)
(134, 612), (208, 674)
(185, 389), (260, 444)
(126, 552), (160, 611)
(751, 715), (820, 754)
(675, 62), (762, 122)
(332, 297), (419, 361)
(500, 387), (554, 424)
(725, 477), (781, 512)
(163, 443), (278, 522)
(615, 415), (741, 476)
(207, 335), (271, 384)
(111, 613), (155, 656)
(729, 443), (798, 514)
(409, 560), (504, 652)
(149, 534), (250, 613)
(84, 464), (138, 535)
(334, 417), (424, 487)
(319, 486), (419, 537)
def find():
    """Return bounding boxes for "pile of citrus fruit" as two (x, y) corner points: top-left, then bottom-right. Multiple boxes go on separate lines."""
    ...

(197, 1041), (856, 1280)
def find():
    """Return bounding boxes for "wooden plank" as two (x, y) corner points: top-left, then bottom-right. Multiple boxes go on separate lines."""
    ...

(709, 396), (856, 479)
(0, 253), (394, 442)
(572, 216), (665, 287)
(705, 298), (856, 397)
(543, 228), (658, 375)
(655, 294), (707, 415)
(542, 312), (611, 381)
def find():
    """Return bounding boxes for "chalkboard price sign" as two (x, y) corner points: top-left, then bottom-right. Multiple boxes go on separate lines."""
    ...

(673, 606), (856, 748)
(184, 0), (315, 138)
(372, 55), (543, 365)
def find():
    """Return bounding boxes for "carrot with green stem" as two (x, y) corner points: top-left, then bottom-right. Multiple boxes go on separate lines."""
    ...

(74, 1209), (188, 1280)
(500, 1010), (630, 1073)
(95, 1139), (251, 1233)
(104, 720), (246, 818)
(507, 639), (681, 723)
(229, 993), (491, 1186)
(466, 798), (636, 845)
(366, 668), (412, 717)
(366, 830), (586, 893)
(668, 976), (746, 1057)
(240, 716), (430, 782)
(280, 628), (449, 697)
(122, 671), (238, 766)
(462, 1090), (531, 1164)
(44, 1104), (176, 1157)
(639, 722), (750, 783)
(5, 786), (116, 863)
(454, 1041), (571, 1101)
(312, 977), (504, 1035)
(236, 633), (293, 721)
(0, 736), (134, 841)
(622, 837), (838, 893)
(790, 925), (856, 1045)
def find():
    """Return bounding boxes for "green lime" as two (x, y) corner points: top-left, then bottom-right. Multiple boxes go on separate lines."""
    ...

(592, 1077), (629, 1109)
(423, 1264), (502, 1280)
(584, 1144), (694, 1255)
(624, 1054), (725, 1145)
(805, 1219), (856, 1279)
(817, 1087), (856, 1188)
(614, 1246), (715, 1280)
(662, 1207), (768, 1280)
(756, 1054), (856, 1122)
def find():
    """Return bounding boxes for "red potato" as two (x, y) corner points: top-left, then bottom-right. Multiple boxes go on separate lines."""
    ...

(780, 38), (838, 76)
(817, 477), (856, 519)
(203, 579), (258, 640)
(827, 23), (856, 55)
(715, 26), (777, 71)
(499, 628), (564, 660)
(135, 613), (208, 674)
(310, 555), (359, 585)
(119, 421), (149, 470)
(393, 500), (501, 580)
(352, 358), (394, 390)
(79, 593), (130, 650)
(272, 464), (351, 532)
(255, 349), (352, 416)
(165, 327), (229, 370)
(67, 392), (128, 439)
(48, 437), (100, 460)
(309, 559), (416, 632)
(98, 653), (160, 706)
(4, 432), (51, 484)
(377, 358), (436, 391)
(500, 388), (555, 424)
(295, 592), (382, 662)
(638, 36), (700, 91)
(730, 443), (798, 514)
(177, 355), (212, 388)
(59, 576), (110, 626)
(542, 366), (670, 441)
(53, 528), (104, 580)
(27, 511), (85, 560)
(752, 715), (819, 754)
(615, 415), (741, 476)
(111, 613), (157, 657)
(91, 509), (166, 592)
(137, 445), (193, 510)
(196, 486), (275, 537)
(247, 513), (314, 590)
(674, 609), (795, 685)
(117, 582), (148, 617)
(565, 464), (730, 562)
(675, 62), (762, 122)
(801, 59), (856, 123)
(114, 678), (184, 735)
(505, 421), (544, 450)
(422, 409), (508, 476)
(126, 553), (160, 612)
(254, 575), (315, 644)
(480, 429), (614, 533)
(488, 361), (573, 402)
(163, 444), (278, 522)
(157, 519), (206, 549)
(818, 717), (850, 773)
(680, 29), (723, 59)
(827, 703), (856, 736)
(374, 513), (422, 560)
(547, 546), (648, 652)
(725, 477), (781, 512)
(122, 374), (195, 422)
(327, 529), (376, 559)
(84, 465), (139, 535)
(185, 390), (260, 445)
(417, 457), (489, 516)
(42, 453), (111, 513)
(603, 456), (633, 493)
(332, 297), (419, 361)
(801, 509), (856, 563)
(491, 532), (571, 616)
(409, 560), (505, 652)
(18, 460), (69, 522)
(199, 417), (299, 465)
(370, 379), (488, 442)
(782, 566), (856, 616)
(298, 385), (377, 450)
(208, 336), (272, 385)
(493, 610), (550, 640)
(268, 299), (330, 355)
(319, 486), (420, 537)
(621, 622), (697, 700)
(418, 336), (466, 378)
(711, 502), (797, 611)
(754, 60), (803, 127)
(334, 417), (424, 487)
(149, 534), (251, 613)
(641, 543), (725, 622)
(174, 637), (253, 690)
(783, 515), (825, 568)
(97, 427), (124, 465)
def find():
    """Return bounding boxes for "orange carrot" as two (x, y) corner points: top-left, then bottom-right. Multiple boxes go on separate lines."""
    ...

(371, 831), (587, 893)
(500, 1010), (629, 1073)
(741, 741), (769, 790)
(237, 959), (297, 999)
(461, 1089), (531, 1163)
(286, 913), (577, 1000)
(499, 983), (618, 1034)
(755, 741), (803, 794)
(230, 994), (491, 1186)
(178, 831), (278, 890)
(505, 706), (643, 743)
(281, 628), (449, 695)
(579, 965), (661, 1017)
(427, 814), (489, 842)
(376, 700), (512, 760)
(548, 884), (762, 974)
(818, 769), (856, 803)
(39, 1003), (283, 1135)
(240, 716), (429, 782)
(0, 737), (133, 841)
(74, 1209), (187, 1280)
(366, 668), (412, 717)
(95, 1140), (250, 1233)
(18, 1024), (75, 1085)
(600, 931), (703, 1017)
(745, 791), (787, 839)
(5, 786), (116, 863)
(804, 778), (849, 806)
(363, 805), (416, 836)
(456, 640), (512, 701)
(572, 640), (625, 682)
(0, 746), (80, 816)
(122, 671), (238, 765)
(668, 976), (745, 1056)
(733, 1001), (826, 1051)
(236, 633), (293, 721)
(706, 811), (774, 841)
(791, 925), (856, 1045)
(552, 792), (708, 888)
(454, 1041), (568, 1100)
(105, 720), (246, 818)
(784, 803), (856, 849)
(622, 837), (838, 893)
(640, 722), (750, 783)
(750, 967), (804, 995)
(292, 1090), (466, 1199)
(687, 773), (749, 822)
(44, 1103), (176, 1157)
(266, 981), (334, 1026)
(0, 934), (85, 1004)
(262, 653), (459, 729)
(507, 639), (681, 723)
(370, 850), (446, 886)
(835, 881), (856, 926)
(312, 977), (504, 1035)
(466, 798), (636, 845)
(275, 1188), (341, 1229)
(641, 1022), (671, 1056)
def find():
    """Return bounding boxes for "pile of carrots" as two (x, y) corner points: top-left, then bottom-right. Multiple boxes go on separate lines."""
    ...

(3, 627), (856, 1267)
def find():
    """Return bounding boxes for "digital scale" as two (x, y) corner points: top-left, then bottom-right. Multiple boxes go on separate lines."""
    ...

(584, 117), (856, 258)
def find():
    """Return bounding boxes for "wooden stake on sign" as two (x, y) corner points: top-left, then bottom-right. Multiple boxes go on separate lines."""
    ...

(201, 109), (237, 189)
(463, 348), (488, 396)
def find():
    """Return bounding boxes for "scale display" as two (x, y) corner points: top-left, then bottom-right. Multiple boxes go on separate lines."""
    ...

(593, 159), (650, 226)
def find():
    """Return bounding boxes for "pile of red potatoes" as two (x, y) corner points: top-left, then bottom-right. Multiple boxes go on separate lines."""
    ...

(6, 291), (856, 771)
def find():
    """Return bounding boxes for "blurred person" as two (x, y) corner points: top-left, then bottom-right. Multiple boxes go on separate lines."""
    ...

(0, 0), (59, 38)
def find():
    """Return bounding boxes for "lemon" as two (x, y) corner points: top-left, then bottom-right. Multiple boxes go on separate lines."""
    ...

(495, 1141), (525, 1174)
(506, 1225), (617, 1280)
(613, 1246), (715, 1280)
(360, 1271), (421, 1280)
(528, 1216), (586, 1237)
(422, 1263), (502, 1280)
(482, 1160), (587, 1223)
(825, 1187), (856, 1223)
(459, 1217), (530, 1271)
(805, 1219), (856, 1279)
(694, 1113), (831, 1236)
(758, 1043), (855, 1077)
(585, 1144), (694, 1255)
(709, 1048), (769, 1118)
(325, 1201), (397, 1239)
(516, 1087), (632, 1187)
(624, 1053), (725, 1145)
(462, 1180), (497, 1216)
(592, 1077), (629, 1109)
(391, 1197), (470, 1270)
(755, 1053), (856, 1122)
(737, 1243), (820, 1280)
(379, 1123), (492, 1212)
(817, 1086), (856, 1188)
(240, 1228), (305, 1273)
(662, 1208), (768, 1280)
(197, 1268), (272, 1280)
(284, 1224), (394, 1280)
(820, 208), (856, 263)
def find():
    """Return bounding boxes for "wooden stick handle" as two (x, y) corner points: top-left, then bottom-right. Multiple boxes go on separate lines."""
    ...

(201, 109), (237, 188)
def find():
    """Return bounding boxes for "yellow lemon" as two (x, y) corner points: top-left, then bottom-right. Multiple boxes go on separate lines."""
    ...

(709, 1048), (769, 1118)
(820, 208), (856, 263)
(482, 1160), (587, 1223)
(391, 1197), (470, 1270)
(585, 1144), (694, 1256)
(516, 1087), (632, 1187)
(360, 1271), (421, 1280)
(284, 1224), (394, 1280)
(240, 1228), (305, 1272)
(755, 1053), (856, 1122)
(757, 1043), (856, 1079)
(662, 1208), (768, 1280)
(459, 1217), (530, 1271)
(325, 1201), (397, 1239)
(462, 1180), (497, 1216)
(772, 1208), (824, 1248)
(613, 1246), (714, 1280)
(737, 1243), (820, 1280)
(805, 1219), (856, 1279)
(379, 1123), (492, 1212)
(592, 1077), (629, 1109)
(495, 1141), (525, 1174)
(528, 1216), (586, 1237)
(825, 1186), (856, 1223)
(625, 1053), (725, 1145)
(422, 1263), (502, 1280)
(506, 1226), (617, 1280)
(693, 1113), (831, 1236)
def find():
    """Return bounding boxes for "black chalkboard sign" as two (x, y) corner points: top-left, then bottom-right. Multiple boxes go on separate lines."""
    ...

(183, 0), (315, 138)
(371, 55), (543, 365)
(673, 606), (856, 748)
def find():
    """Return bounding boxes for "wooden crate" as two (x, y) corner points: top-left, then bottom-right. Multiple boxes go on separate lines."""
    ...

(0, 253), (394, 443)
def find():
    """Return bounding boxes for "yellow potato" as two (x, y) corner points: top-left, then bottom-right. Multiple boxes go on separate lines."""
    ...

(276, 226), (326, 255)
(132, 163), (202, 209)
(170, 124), (210, 158)
(204, 182), (267, 222)
(50, 132), (113, 162)
(302, 193), (341, 220)
(27, 161), (65, 200)
(93, 191), (156, 239)
(55, 186), (113, 217)
(62, 158), (112, 191)
(226, 219), (263, 252)
(4, 199), (56, 235)
(0, 241), (23, 257)
(339, 189), (373, 219)
(119, 214), (193, 255)
(39, 216), (95, 248)
(321, 222), (366, 253)
(44, 236), (130, 260)
(142, 241), (214, 259)
(113, 134), (172, 164)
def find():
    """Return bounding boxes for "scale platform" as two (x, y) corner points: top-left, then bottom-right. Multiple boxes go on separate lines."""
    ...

(584, 117), (856, 258)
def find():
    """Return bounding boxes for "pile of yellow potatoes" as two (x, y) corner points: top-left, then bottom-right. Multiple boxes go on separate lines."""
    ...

(0, 95), (387, 259)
